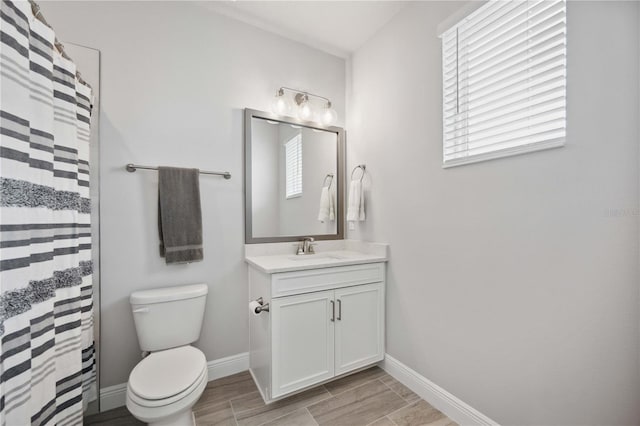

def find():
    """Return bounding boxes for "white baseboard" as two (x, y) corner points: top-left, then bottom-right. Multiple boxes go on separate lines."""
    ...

(380, 354), (498, 426)
(99, 352), (250, 412)
(206, 351), (250, 381)
(100, 382), (128, 412)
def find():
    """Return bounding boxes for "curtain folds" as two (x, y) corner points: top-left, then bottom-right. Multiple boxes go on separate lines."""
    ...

(0, 1), (96, 424)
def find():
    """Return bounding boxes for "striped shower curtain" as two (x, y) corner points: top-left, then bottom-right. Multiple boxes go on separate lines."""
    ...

(0, 1), (96, 425)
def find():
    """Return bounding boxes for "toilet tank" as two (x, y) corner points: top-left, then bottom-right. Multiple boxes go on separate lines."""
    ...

(130, 283), (208, 352)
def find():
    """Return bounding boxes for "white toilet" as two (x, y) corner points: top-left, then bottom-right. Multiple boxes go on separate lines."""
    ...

(126, 284), (209, 426)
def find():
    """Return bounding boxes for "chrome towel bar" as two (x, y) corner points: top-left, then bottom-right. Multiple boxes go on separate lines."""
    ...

(125, 163), (231, 179)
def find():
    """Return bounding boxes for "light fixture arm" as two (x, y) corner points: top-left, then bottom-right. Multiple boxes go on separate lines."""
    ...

(278, 86), (332, 106)
(271, 85), (337, 125)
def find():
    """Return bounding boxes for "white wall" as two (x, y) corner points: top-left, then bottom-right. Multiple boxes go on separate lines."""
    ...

(347, 1), (640, 424)
(40, 1), (345, 388)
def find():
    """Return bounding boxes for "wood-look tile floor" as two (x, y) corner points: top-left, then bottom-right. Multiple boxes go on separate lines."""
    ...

(84, 367), (456, 426)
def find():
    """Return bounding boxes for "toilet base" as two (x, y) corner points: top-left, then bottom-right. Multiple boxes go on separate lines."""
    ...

(147, 409), (195, 426)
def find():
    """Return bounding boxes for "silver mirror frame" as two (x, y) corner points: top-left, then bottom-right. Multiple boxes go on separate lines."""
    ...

(244, 108), (345, 244)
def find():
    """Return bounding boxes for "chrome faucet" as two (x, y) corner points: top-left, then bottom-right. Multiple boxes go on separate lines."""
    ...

(297, 237), (315, 255)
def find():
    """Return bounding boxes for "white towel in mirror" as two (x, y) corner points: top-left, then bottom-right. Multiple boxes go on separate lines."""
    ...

(317, 186), (335, 222)
(346, 180), (365, 222)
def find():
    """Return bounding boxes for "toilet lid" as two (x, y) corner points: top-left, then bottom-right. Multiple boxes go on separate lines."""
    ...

(129, 346), (206, 400)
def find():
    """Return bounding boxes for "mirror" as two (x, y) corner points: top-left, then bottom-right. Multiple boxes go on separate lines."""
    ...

(244, 108), (344, 243)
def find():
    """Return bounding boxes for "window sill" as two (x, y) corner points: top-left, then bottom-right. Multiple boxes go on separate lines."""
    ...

(442, 138), (565, 169)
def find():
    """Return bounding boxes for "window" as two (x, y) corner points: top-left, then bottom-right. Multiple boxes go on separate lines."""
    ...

(285, 134), (302, 198)
(441, 0), (566, 167)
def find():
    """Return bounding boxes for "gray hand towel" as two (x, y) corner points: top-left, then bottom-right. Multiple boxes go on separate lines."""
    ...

(158, 166), (203, 264)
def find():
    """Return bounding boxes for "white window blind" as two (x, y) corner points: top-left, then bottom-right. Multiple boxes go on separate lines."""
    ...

(285, 134), (302, 198)
(442, 0), (566, 167)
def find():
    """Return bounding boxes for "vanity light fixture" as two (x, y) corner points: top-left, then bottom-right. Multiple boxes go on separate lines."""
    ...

(271, 87), (338, 126)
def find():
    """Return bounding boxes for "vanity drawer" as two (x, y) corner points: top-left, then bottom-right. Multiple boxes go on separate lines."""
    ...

(271, 262), (385, 298)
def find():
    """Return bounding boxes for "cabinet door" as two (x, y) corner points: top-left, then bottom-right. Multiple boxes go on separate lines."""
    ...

(334, 283), (384, 375)
(271, 290), (335, 398)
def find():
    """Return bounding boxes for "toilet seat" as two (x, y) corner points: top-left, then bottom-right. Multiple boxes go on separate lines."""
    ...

(128, 365), (207, 408)
(126, 372), (207, 424)
(128, 346), (207, 406)
(126, 346), (208, 425)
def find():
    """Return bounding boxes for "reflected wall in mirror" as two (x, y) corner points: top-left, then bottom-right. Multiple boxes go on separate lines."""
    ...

(245, 109), (344, 243)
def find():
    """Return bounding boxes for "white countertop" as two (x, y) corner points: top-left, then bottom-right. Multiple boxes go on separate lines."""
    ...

(245, 240), (388, 274)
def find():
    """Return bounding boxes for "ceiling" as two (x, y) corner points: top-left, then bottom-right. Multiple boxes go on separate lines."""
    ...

(201, 1), (409, 58)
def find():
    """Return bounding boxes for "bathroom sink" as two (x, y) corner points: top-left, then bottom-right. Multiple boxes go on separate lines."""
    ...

(287, 254), (346, 261)
(244, 243), (389, 273)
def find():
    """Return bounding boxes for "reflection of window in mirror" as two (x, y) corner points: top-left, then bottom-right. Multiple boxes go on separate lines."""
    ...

(285, 134), (302, 199)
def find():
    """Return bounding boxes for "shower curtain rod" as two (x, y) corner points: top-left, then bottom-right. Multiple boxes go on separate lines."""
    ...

(28, 0), (90, 87)
(125, 164), (232, 180)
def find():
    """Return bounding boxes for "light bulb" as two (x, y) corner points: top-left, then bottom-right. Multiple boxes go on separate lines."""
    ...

(297, 98), (314, 121)
(270, 90), (292, 116)
(320, 103), (338, 126)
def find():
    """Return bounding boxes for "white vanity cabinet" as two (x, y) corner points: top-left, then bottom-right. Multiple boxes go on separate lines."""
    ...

(334, 283), (385, 375)
(271, 290), (335, 398)
(248, 260), (386, 403)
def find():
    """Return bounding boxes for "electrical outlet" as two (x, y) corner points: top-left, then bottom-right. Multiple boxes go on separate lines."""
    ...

(348, 222), (355, 231)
